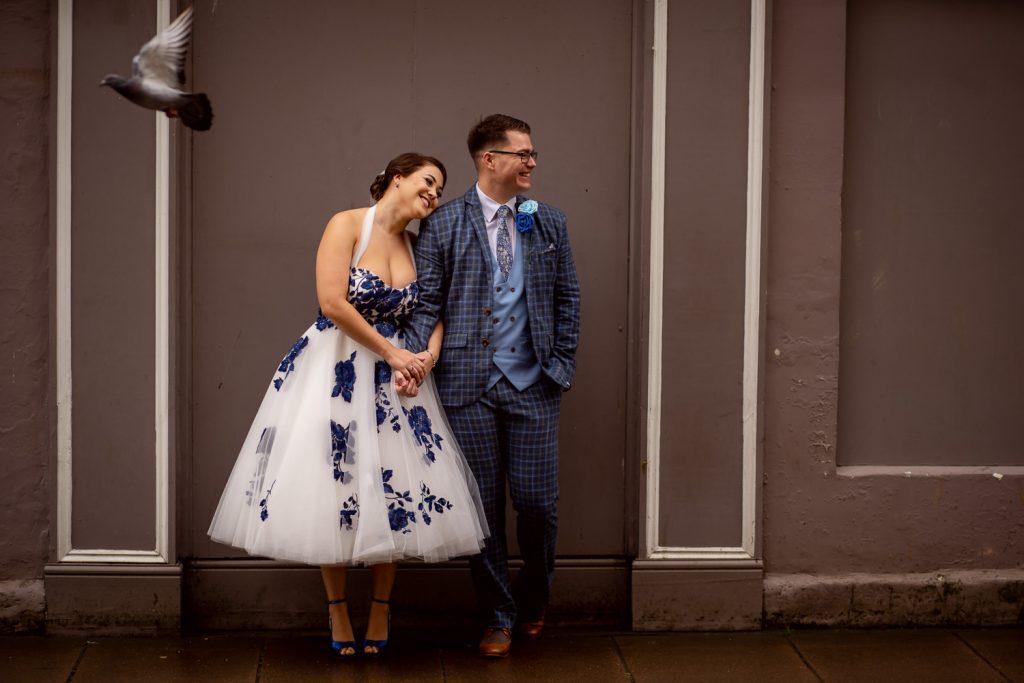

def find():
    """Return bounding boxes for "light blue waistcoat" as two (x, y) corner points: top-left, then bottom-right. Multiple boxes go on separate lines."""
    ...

(487, 238), (543, 391)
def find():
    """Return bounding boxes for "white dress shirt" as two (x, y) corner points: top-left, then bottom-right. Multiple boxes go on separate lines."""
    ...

(476, 184), (518, 262)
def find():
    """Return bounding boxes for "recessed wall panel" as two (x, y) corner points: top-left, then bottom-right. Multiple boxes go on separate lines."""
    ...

(839, 0), (1024, 466)
(658, 0), (751, 548)
(190, 0), (632, 558)
(70, 1), (157, 550)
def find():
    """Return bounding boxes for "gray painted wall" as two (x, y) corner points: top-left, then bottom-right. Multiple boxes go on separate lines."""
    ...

(0, 0), (1021, 632)
(0, 0), (50, 630)
(763, 0), (1023, 625)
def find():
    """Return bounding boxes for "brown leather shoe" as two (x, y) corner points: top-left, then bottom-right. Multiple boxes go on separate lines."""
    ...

(478, 627), (512, 658)
(517, 614), (545, 640)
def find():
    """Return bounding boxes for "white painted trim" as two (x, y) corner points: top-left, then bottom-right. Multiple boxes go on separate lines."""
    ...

(644, 0), (768, 560)
(644, 0), (668, 558)
(55, 0), (172, 565)
(60, 549), (166, 564)
(740, 0), (767, 557)
(56, 0), (74, 561)
(647, 547), (756, 561)
(837, 465), (1024, 478)
(153, 0), (172, 563)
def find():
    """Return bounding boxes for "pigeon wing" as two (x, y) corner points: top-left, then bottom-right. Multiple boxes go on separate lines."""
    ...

(132, 5), (194, 88)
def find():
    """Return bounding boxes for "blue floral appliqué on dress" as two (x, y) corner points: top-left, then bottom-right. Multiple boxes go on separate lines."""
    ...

(403, 405), (443, 463)
(417, 482), (453, 525)
(347, 268), (418, 342)
(330, 419), (356, 485)
(315, 309), (335, 331)
(381, 468), (415, 533)
(332, 351), (357, 401)
(273, 336), (309, 391)
(259, 480), (276, 521)
(373, 361), (401, 434)
(339, 494), (359, 530)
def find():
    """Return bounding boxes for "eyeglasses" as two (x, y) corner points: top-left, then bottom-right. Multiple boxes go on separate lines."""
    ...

(487, 149), (539, 163)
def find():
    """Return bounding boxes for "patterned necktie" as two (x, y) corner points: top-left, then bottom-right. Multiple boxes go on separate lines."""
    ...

(496, 205), (513, 282)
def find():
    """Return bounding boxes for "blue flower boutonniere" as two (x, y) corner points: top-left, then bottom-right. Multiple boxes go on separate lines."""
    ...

(516, 199), (538, 233)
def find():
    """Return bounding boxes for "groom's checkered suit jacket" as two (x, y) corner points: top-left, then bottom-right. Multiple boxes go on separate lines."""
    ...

(406, 185), (581, 408)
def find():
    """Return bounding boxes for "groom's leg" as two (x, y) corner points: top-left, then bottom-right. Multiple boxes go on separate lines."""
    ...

(444, 392), (516, 629)
(501, 378), (561, 621)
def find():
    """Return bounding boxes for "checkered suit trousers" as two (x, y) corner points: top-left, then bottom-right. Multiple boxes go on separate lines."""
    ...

(445, 376), (562, 628)
(407, 185), (581, 628)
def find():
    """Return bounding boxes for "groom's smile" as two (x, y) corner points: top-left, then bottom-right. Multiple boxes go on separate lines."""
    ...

(489, 130), (537, 198)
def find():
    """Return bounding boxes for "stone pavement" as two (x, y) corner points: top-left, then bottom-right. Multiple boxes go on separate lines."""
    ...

(2, 627), (1021, 682)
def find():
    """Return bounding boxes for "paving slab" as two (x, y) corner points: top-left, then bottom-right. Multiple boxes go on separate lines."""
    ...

(615, 632), (818, 683)
(442, 634), (631, 682)
(957, 629), (1024, 682)
(70, 635), (261, 683)
(789, 629), (1005, 683)
(0, 635), (85, 683)
(260, 634), (444, 682)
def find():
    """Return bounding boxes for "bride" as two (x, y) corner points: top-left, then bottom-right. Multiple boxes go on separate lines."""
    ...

(208, 152), (488, 657)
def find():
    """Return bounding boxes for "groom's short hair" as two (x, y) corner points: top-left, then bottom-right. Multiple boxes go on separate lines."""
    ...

(467, 114), (531, 157)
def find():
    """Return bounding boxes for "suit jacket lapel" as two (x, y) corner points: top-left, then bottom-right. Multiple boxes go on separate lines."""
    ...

(464, 187), (495, 271)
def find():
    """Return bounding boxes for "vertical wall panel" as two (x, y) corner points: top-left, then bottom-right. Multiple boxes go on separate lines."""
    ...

(191, 0), (632, 558)
(70, 0), (157, 549)
(411, 0), (634, 555)
(658, 0), (751, 548)
(839, 0), (1024, 466)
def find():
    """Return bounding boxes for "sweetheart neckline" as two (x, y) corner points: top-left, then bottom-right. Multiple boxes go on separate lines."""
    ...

(350, 266), (418, 292)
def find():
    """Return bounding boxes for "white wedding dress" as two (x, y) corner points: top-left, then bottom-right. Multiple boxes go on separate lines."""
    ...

(208, 206), (488, 565)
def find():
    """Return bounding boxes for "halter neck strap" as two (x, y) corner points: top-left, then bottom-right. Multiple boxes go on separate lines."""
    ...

(351, 205), (376, 268)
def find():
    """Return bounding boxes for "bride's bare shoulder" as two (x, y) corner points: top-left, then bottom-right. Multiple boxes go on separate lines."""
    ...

(323, 207), (369, 240)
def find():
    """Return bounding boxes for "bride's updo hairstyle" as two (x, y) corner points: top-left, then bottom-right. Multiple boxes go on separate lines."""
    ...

(370, 152), (448, 202)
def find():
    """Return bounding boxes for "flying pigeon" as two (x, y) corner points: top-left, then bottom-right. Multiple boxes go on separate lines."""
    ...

(100, 5), (213, 131)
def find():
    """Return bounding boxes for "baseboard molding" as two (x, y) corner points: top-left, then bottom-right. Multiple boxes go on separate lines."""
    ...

(765, 570), (1024, 627)
(43, 563), (182, 634)
(631, 565), (764, 631)
(185, 558), (630, 631)
(38, 562), (1020, 633)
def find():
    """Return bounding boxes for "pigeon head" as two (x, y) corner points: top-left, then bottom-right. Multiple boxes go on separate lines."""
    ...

(99, 74), (128, 91)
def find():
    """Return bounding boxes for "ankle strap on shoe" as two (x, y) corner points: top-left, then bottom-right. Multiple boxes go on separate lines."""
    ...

(371, 597), (390, 605)
(327, 598), (347, 605)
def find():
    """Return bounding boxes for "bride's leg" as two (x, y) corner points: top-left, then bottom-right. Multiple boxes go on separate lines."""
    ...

(321, 565), (355, 655)
(364, 562), (396, 653)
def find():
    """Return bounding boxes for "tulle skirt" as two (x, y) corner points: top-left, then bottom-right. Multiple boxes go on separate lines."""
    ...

(208, 322), (488, 566)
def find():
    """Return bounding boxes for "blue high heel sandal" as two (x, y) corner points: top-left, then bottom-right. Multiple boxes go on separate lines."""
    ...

(327, 598), (357, 658)
(362, 597), (391, 656)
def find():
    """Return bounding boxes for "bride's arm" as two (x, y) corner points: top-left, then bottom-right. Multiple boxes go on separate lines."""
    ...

(411, 319), (444, 382)
(316, 210), (425, 382)
(399, 320), (443, 396)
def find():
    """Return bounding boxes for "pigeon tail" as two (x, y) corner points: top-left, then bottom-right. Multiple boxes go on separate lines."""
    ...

(177, 92), (213, 131)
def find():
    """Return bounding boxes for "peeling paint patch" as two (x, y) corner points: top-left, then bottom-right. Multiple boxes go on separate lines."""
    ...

(0, 580), (45, 633)
(771, 334), (839, 369)
(808, 430), (835, 463)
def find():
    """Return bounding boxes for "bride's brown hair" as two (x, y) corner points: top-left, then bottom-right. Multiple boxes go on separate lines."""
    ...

(370, 152), (448, 201)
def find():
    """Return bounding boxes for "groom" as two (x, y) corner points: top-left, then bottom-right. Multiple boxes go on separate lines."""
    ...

(405, 113), (581, 657)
